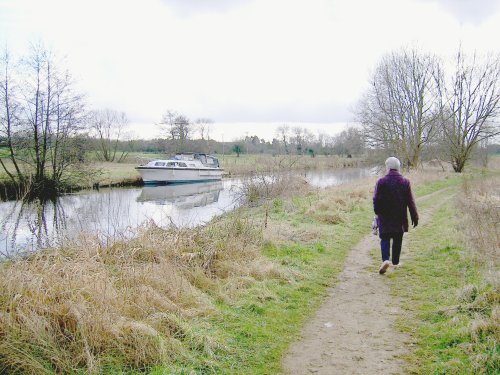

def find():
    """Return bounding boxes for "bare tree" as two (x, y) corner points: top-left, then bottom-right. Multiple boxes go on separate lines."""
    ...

(89, 109), (129, 162)
(159, 109), (177, 141)
(195, 117), (214, 153)
(291, 126), (304, 154)
(173, 115), (191, 151)
(0, 44), (86, 198)
(356, 48), (440, 168)
(275, 124), (290, 155)
(0, 48), (25, 186)
(195, 117), (213, 140)
(159, 110), (192, 153)
(332, 126), (364, 157)
(436, 50), (500, 172)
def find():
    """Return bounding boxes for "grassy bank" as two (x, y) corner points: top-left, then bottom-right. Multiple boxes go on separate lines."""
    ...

(89, 153), (363, 187)
(0, 153), (363, 199)
(385, 175), (499, 374)
(0, 169), (475, 373)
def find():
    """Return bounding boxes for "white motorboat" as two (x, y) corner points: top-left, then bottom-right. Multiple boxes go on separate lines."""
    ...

(136, 153), (224, 184)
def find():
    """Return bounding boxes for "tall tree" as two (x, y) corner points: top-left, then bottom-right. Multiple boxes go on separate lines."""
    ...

(332, 126), (364, 157)
(0, 44), (85, 198)
(356, 48), (440, 168)
(275, 124), (290, 155)
(436, 50), (500, 172)
(195, 117), (213, 140)
(0, 48), (24, 186)
(159, 110), (192, 152)
(89, 109), (129, 162)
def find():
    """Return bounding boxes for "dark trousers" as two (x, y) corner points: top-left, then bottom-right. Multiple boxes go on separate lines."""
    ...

(380, 232), (404, 265)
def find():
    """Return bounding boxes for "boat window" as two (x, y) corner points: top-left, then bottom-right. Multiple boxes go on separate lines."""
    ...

(177, 162), (187, 167)
(166, 162), (176, 167)
(154, 162), (165, 166)
(188, 163), (196, 167)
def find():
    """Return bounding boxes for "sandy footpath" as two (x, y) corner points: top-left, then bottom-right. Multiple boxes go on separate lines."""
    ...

(282, 232), (409, 374)
(282, 190), (447, 374)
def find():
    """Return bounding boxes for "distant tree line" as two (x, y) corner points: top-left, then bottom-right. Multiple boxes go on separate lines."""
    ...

(3, 42), (498, 200)
(86, 123), (365, 159)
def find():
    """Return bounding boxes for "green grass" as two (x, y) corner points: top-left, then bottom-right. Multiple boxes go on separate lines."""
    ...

(386, 187), (499, 374)
(412, 174), (462, 197)
(146, 173), (471, 374)
(149, 172), (470, 374)
(2, 170), (489, 374)
(144, 192), (373, 374)
(0, 147), (9, 158)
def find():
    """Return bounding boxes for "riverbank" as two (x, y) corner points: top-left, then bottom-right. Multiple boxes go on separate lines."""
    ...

(0, 168), (496, 374)
(91, 154), (364, 186)
(387, 174), (499, 374)
(0, 154), (363, 200)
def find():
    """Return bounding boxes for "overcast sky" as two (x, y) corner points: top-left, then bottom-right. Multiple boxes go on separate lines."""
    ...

(1, 0), (500, 141)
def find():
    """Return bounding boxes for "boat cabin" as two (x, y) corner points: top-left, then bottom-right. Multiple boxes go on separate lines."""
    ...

(173, 153), (220, 168)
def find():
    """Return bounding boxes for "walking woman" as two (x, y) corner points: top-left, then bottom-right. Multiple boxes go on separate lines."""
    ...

(373, 157), (419, 274)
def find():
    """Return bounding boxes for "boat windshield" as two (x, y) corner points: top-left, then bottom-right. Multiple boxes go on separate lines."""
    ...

(164, 161), (188, 167)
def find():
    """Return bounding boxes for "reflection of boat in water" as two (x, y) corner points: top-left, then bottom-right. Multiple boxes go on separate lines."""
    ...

(136, 153), (223, 183)
(137, 181), (223, 208)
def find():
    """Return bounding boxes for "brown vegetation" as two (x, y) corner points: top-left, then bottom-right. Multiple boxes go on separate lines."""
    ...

(455, 174), (500, 370)
(220, 154), (362, 176)
(0, 211), (283, 373)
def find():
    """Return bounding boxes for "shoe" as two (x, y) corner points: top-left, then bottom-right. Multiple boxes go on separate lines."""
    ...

(379, 260), (391, 274)
(393, 262), (402, 269)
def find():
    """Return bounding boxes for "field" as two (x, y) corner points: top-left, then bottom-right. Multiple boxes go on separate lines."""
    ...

(0, 152), (362, 190)
(387, 174), (499, 374)
(0, 158), (498, 373)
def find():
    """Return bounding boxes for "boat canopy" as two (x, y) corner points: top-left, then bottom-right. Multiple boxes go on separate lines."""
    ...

(174, 153), (220, 168)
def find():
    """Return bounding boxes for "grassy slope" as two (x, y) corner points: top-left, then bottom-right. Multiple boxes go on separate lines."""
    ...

(386, 182), (499, 374)
(0, 153), (361, 187)
(1, 170), (484, 374)
(148, 192), (373, 374)
(149, 174), (465, 374)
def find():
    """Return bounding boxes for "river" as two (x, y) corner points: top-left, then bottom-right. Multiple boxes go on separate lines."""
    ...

(0, 168), (376, 257)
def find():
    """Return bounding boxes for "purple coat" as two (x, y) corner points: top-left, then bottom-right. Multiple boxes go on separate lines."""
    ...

(373, 170), (418, 234)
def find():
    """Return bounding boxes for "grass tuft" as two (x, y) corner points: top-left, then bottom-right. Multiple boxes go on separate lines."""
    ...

(389, 174), (500, 375)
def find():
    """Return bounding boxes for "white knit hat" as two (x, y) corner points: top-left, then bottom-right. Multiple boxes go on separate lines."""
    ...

(385, 157), (401, 171)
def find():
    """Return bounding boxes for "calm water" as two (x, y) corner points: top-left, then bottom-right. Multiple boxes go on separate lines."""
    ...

(0, 168), (376, 257)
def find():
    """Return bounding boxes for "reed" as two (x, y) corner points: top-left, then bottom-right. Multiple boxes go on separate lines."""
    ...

(456, 175), (500, 372)
(459, 175), (500, 270)
(220, 154), (362, 176)
(0, 210), (282, 373)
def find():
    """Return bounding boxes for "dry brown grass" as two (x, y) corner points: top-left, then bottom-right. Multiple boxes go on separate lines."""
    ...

(455, 174), (500, 371)
(304, 179), (372, 224)
(458, 175), (500, 273)
(0, 211), (284, 374)
(235, 173), (312, 207)
(220, 154), (362, 176)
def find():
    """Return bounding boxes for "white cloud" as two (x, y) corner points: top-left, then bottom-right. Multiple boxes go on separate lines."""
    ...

(1, 0), (500, 139)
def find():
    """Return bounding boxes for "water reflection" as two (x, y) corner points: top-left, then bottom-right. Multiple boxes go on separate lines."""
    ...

(0, 181), (235, 257)
(137, 181), (223, 208)
(304, 167), (376, 188)
(0, 168), (377, 257)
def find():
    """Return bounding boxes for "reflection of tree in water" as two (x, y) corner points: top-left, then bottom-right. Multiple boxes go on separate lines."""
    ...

(0, 198), (67, 258)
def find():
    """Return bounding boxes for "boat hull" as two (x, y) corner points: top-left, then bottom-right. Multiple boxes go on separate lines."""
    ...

(136, 167), (223, 184)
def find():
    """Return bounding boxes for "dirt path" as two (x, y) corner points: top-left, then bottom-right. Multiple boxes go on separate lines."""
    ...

(282, 192), (447, 375)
